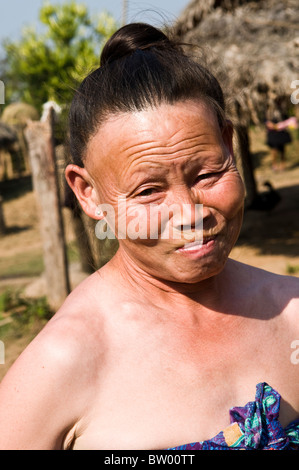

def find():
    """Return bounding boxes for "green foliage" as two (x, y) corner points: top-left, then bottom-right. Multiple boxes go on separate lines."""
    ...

(286, 264), (299, 275)
(0, 289), (53, 326)
(2, 1), (118, 110)
(0, 290), (13, 314)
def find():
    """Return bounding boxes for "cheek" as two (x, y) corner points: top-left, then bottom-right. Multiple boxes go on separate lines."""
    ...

(210, 175), (245, 219)
(115, 203), (155, 241)
(115, 203), (182, 243)
(123, 204), (195, 242)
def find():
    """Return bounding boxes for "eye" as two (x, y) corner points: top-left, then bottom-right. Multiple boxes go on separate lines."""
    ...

(194, 172), (222, 184)
(137, 187), (159, 197)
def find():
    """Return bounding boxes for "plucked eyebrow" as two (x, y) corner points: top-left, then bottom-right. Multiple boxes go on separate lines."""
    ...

(120, 150), (226, 195)
(114, 125), (227, 190)
(120, 165), (169, 192)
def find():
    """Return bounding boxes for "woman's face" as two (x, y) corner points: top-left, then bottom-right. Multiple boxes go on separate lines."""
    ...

(81, 100), (245, 283)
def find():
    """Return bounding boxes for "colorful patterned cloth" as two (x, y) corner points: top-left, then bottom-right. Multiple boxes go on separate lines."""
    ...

(169, 383), (299, 450)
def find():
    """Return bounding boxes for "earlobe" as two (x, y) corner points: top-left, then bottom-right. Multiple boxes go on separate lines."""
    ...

(65, 164), (100, 219)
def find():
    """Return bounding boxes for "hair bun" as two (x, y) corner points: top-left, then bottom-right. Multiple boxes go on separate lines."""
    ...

(100, 22), (171, 66)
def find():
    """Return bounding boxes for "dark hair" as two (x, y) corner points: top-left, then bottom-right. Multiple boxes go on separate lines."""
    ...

(69, 23), (226, 167)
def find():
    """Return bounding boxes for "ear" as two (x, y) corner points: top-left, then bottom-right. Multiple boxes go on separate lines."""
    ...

(221, 119), (234, 156)
(65, 164), (104, 220)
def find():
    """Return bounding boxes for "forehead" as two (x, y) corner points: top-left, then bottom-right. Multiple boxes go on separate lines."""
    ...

(85, 100), (222, 176)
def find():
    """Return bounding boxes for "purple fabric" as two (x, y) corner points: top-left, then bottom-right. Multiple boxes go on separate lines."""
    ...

(168, 383), (299, 450)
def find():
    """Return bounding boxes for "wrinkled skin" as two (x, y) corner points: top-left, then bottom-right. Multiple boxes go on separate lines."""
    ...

(67, 100), (245, 286)
(0, 100), (298, 451)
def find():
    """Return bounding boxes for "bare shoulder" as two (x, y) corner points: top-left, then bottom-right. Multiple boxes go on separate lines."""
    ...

(0, 271), (108, 449)
(271, 269), (299, 321)
(19, 269), (108, 372)
(227, 258), (299, 318)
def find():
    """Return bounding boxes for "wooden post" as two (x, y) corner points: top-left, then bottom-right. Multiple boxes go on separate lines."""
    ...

(0, 195), (6, 236)
(24, 108), (70, 310)
(235, 124), (258, 207)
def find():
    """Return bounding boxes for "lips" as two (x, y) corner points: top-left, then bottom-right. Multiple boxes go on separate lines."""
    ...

(174, 236), (217, 258)
(179, 240), (204, 251)
(176, 236), (215, 251)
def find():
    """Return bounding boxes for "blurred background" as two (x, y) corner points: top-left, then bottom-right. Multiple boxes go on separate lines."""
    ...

(0, 0), (298, 377)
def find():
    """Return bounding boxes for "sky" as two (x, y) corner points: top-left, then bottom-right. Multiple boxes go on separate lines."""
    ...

(0, 0), (189, 49)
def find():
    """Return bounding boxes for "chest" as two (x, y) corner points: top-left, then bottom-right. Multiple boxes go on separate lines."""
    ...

(72, 314), (299, 449)
(73, 364), (299, 450)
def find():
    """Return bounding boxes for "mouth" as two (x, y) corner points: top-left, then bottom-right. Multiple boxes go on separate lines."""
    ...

(175, 236), (217, 257)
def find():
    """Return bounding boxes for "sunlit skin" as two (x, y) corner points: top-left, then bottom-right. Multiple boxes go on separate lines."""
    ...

(0, 100), (298, 450)
(69, 100), (245, 292)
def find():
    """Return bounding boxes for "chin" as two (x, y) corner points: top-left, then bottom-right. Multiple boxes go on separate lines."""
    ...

(164, 258), (228, 285)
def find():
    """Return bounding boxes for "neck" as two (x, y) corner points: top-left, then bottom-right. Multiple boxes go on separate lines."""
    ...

(106, 247), (228, 315)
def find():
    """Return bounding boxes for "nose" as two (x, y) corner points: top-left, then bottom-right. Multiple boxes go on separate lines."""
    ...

(173, 203), (202, 232)
(171, 185), (203, 233)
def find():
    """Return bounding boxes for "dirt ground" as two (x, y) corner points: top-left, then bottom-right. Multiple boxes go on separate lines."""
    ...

(0, 126), (298, 378)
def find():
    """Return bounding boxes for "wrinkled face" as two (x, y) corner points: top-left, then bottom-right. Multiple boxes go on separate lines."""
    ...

(84, 100), (245, 283)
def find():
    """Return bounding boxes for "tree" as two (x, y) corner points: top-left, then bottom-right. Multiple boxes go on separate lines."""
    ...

(1, 2), (118, 276)
(3, 1), (118, 111)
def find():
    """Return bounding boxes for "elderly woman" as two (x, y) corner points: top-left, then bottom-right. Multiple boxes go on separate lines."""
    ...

(0, 23), (298, 451)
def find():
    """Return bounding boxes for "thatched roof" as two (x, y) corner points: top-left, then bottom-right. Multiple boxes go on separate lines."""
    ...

(0, 121), (17, 148)
(174, 0), (261, 36)
(173, 0), (299, 125)
(1, 102), (39, 128)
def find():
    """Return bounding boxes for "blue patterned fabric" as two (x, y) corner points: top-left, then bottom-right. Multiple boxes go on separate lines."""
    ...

(168, 383), (299, 450)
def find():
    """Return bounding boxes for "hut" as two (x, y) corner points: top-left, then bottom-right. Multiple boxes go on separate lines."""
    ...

(1, 102), (39, 177)
(0, 121), (18, 180)
(0, 121), (17, 149)
(173, 0), (299, 206)
(0, 121), (18, 231)
(1, 102), (39, 127)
